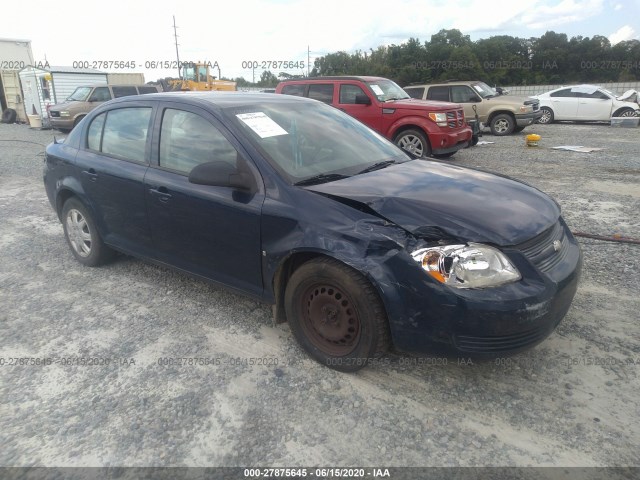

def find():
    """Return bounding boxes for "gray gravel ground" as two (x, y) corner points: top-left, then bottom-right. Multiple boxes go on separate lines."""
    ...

(0, 121), (639, 469)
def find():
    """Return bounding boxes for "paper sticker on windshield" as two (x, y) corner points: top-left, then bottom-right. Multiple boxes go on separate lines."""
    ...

(236, 112), (288, 138)
(370, 84), (384, 96)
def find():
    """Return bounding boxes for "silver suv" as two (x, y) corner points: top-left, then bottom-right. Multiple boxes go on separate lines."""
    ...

(404, 81), (542, 136)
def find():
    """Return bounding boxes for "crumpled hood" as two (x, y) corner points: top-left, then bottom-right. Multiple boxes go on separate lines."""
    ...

(307, 160), (560, 246)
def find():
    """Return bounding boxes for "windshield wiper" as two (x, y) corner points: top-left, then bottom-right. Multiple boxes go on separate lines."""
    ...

(357, 160), (396, 174)
(384, 97), (408, 102)
(294, 173), (351, 186)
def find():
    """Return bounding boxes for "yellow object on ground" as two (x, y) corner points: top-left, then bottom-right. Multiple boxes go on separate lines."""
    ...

(526, 134), (541, 147)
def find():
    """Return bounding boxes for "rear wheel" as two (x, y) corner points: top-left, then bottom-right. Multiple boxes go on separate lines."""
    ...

(284, 257), (390, 372)
(394, 129), (431, 158)
(62, 198), (113, 267)
(538, 107), (554, 124)
(489, 113), (515, 135)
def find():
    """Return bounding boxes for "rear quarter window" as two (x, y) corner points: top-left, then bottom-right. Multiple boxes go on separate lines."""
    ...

(137, 86), (159, 94)
(112, 86), (139, 98)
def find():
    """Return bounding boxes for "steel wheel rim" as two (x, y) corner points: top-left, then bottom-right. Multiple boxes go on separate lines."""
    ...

(66, 209), (92, 257)
(539, 109), (551, 123)
(494, 119), (510, 133)
(397, 135), (424, 157)
(301, 283), (361, 356)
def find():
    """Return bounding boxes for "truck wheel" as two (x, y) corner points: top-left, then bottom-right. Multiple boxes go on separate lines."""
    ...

(1, 108), (17, 124)
(73, 115), (86, 128)
(538, 107), (554, 124)
(395, 129), (431, 158)
(284, 257), (390, 372)
(490, 114), (515, 135)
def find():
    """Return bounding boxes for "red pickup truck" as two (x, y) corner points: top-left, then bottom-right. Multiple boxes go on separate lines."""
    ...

(275, 76), (472, 158)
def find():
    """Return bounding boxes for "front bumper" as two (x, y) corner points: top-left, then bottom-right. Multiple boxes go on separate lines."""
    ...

(375, 218), (582, 355)
(49, 116), (75, 129)
(430, 127), (473, 155)
(516, 111), (544, 127)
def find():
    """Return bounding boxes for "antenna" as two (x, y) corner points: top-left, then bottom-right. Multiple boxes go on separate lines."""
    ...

(173, 15), (181, 79)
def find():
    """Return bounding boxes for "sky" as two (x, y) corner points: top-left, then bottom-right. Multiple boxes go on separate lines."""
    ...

(3, 0), (639, 83)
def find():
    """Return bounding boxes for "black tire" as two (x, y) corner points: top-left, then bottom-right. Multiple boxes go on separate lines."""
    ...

(61, 198), (113, 267)
(1, 108), (17, 124)
(537, 107), (554, 124)
(470, 134), (479, 147)
(73, 115), (85, 128)
(284, 257), (390, 372)
(489, 113), (515, 136)
(394, 129), (432, 158)
(612, 107), (637, 117)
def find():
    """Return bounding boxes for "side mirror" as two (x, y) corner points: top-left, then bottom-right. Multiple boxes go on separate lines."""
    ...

(355, 94), (371, 105)
(188, 159), (257, 193)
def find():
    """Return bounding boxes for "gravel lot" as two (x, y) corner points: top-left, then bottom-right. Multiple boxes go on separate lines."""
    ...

(1, 120), (639, 470)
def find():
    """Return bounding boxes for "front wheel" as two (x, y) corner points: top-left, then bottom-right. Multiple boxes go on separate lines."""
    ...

(284, 257), (390, 372)
(62, 198), (113, 267)
(394, 129), (431, 158)
(613, 108), (637, 117)
(490, 114), (515, 135)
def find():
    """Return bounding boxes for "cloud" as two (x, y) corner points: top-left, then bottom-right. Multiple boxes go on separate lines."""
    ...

(609, 25), (637, 44)
(520, 0), (604, 29)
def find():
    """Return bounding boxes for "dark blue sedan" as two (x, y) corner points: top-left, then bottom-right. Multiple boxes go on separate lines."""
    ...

(44, 92), (582, 371)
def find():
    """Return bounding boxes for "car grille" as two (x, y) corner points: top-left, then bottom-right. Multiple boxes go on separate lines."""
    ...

(455, 327), (550, 353)
(514, 221), (569, 273)
(446, 109), (465, 128)
(49, 111), (60, 118)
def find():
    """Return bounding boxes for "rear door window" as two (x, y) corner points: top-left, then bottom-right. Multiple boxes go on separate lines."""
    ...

(550, 88), (577, 98)
(307, 84), (334, 104)
(426, 86), (450, 101)
(281, 84), (305, 96)
(99, 107), (152, 163)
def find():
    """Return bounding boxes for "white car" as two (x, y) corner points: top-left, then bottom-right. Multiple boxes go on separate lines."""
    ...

(533, 85), (640, 124)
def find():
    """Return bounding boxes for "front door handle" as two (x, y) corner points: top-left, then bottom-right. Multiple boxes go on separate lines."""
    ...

(149, 186), (172, 203)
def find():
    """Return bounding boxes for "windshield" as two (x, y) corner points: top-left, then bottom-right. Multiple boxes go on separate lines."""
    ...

(225, 100), (409, 184)
(471, 82), (497, 99)
(366, 79), (410, 102)
(67, 87), (92, 101)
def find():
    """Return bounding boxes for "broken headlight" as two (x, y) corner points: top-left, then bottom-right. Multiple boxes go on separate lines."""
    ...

(411, 243), (520, 289)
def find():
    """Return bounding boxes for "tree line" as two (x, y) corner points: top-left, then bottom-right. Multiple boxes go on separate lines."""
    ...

(230, 29), (640, 88)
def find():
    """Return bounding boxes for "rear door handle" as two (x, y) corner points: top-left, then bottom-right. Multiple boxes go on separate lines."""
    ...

(81, 169), (98, 182)
(149, 186), (172, 203)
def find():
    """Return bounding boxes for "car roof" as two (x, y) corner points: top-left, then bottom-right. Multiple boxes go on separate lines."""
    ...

(405, 80), (484, 87)
(101, 91), (313, 110)
(278, 76), (388, 83)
